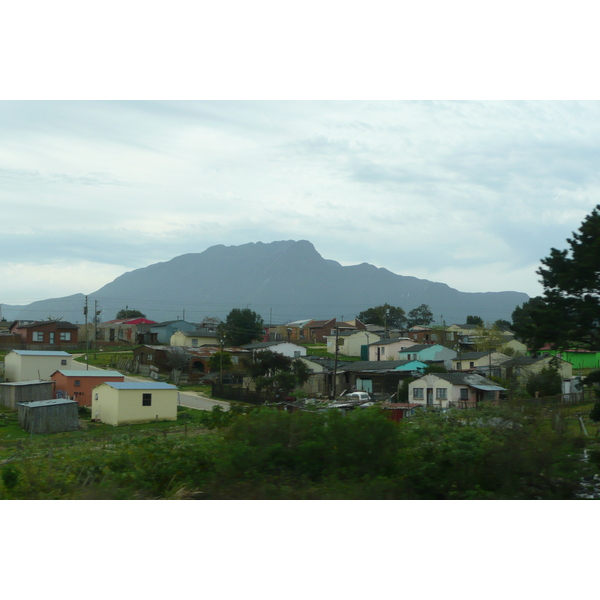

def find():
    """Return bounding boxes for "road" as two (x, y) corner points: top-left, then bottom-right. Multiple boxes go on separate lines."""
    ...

(70, 356), (230, 412)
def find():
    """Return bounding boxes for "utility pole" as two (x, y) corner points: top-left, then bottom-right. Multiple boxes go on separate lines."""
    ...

(332, 324), (340, 398)
(94, 300), (100, 360)
(84, 296), (89, 370)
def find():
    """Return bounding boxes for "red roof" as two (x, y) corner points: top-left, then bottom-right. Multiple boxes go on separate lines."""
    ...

(104, 318), (157, 325)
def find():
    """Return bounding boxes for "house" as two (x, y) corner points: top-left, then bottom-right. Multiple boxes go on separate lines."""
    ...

(367, 337), (417, 361)
(50, 369), (124, 407)
(18, 398), (79, 434)
(170, 328), (220, 347)
(398, 344), (457, 369)
(4, 350), (72, 382)
(336, 360), (424, 397)
(453, 351), (511, 376)
(150, 320), (197, 344)
(243, 341), (307, 359)
(91, 381), (178, 426)
(408, 373), (507, 409)
(302, 318), (366, 344)
(399, 326), (458, 348)
(537, 347), (600, 370)
(0, 380), (54, 410)
(500, 355), (573, 381)
(9, 320), (79, 348)
(325, 330), (381, 358)
(96, 318), (158, 345)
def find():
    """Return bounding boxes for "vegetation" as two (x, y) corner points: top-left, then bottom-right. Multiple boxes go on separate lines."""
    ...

(466, 315), (484, 326)
(357, 304), (407, 328)
(524, 367), (563, 398)
(224, 308), (264, 345)
(247, 350), (311, 396)
(407, 304), (434, 327)
(512, 205), (600, 351)
(116, 308), (146, 319)
(0, 403), (595, 500)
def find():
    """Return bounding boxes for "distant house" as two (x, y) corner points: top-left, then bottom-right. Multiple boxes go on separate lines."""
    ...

(51, 369), (124, 406)
(4, 350), (72, 382)
(399, 326), (458, 348)
(325, 330), (381, 358)
(91, 381), (178, 426)
(336, 360), (423, 397)
(409, 373), (507, 409)
(367, 338), (417, 361)
(9, 320), (79, 348)
(18, 398), (79, 434)
(398, 344), (457, 369)
(0, 380), (54, 410)
(302, 318), (366, 344)
(453, 351), (511, 376)
(500, 355), (573, 381)
(150, 320), (196, 345)
(96, 318), (158, 345)
(243, 341), (307, 359)
(170, 329), (220, 347)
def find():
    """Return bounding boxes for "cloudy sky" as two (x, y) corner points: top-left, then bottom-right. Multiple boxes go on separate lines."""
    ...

(1, 100), (599, 306)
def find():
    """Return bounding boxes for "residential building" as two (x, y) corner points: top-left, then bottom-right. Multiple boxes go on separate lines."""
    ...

(51, 369), (124, 406)
(0, 380), (54, 410)
(243, 341), (307, 359)
(325, 330), (381, 358)
(453, 351), (511, 375)
(398, 344), (457, 370)
(500, 355), (573, 381)
(9, 320), (79, 348)
(4, 350), (72, 382)
(408, 373), (506, 409)
(91, 381), (178, 426)
(367, 337), (417, 361)
(170, 329), (220, 347)
(150, 320), (197, 344)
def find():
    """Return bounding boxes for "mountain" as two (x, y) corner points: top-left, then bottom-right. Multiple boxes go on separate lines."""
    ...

(4, 240), (529, 325)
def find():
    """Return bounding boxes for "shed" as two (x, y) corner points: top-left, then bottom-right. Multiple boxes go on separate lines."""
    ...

(3, 350), (72, 382)
(18, 398), (79, 434)
(0, 380), (54, 410)
(92, 381), (178, 426)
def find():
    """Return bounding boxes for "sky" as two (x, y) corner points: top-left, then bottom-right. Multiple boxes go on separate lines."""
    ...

(2, 100), (599, 307)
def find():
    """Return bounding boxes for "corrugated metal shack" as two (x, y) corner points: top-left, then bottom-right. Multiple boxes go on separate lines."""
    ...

(18, 399), (79, 434)
(0, 380), (54, 410)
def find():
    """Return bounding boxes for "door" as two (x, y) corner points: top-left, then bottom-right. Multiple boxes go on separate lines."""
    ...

(49, 332), (55, 345)
(427, 388), (434, 406)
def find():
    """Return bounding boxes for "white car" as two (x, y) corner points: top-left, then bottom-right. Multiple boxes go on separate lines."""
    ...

(342, 391), (371, 402)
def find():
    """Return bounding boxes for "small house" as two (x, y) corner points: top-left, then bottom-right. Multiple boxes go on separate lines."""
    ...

(243, 341), (307, 359)
(18, 398), (79, 434)
(0, 380), (54, 410)
(91, 381), (178, 426)
(4, 350), (72, 382)
(51, 369), (124, 406)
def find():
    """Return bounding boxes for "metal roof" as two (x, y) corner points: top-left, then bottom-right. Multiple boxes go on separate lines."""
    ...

(470, 384), (507, 392)
(19, 398), (77, 408)
(54, 370), (123, 378)
(11, 350), (71, 356)
(0, 380), (50, 387)
(102, 382), (177, 390)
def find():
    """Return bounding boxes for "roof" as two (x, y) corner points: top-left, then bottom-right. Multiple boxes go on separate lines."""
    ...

(102, 382), (178, 390)
(456, 352), (494, 360)
(244, 341), (302, 349)
(10, 350), (71, 357)
(103, 318), (157, 325)
(16, 320), (79, 330)
(422, 372), (506, 390)
(0, 380), (51, 387)
(399, 344), (438, 353)
(53, 370), (123, 378)
(151, 320), (193, 328)
(381, 403), (421, 410)
(178, 329), (219, 338)
(339, 360), (413, 372)
(19, 398), (77, 408)
(368, 337), (414, 346)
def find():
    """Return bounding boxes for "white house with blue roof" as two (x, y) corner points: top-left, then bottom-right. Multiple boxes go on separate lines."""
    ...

(4, 350), (72, 382)
(91, 381), (178, 426)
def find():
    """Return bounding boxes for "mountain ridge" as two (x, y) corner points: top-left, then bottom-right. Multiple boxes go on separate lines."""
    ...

(3, 240), (529, 325)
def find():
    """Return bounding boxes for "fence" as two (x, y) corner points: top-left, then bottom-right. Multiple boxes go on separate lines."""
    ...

(212, 384), (275, 405)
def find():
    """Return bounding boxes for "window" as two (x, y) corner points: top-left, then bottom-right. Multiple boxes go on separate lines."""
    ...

(469, 362), (475, 368)
(460, 388), (469, 400)
(381, 347), (385, 355)
(191, 338), (198, 347)
(74, 380), (81, 387)
(59, 332), (71, 341)
(294, 351), (301, 358)
(33, 331), (44, 341)
(142, 393), (152, 406)
(147, 354), (153, 362)
(436, 388), (447, 399)
(49, 333), (55, 344)
(413, 387), (424, 399)
(456, 361), (462, 370)
(61, 359), (67, 365)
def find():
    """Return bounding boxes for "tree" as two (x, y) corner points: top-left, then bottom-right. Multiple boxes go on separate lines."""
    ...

(466, 315), (484, 326)
(224, 308), (264, 346)
(208, 352), (233, 373)
(116, 308), (146, 319)
(474, 325), (505, 353)
(493, 319), (512, 331)
(356, 304), (406, 329)
(407, 304), (434, 327)
(525, 367), (562, 398)
(512, 205), (600, 350)
(247, 351), (310, 396)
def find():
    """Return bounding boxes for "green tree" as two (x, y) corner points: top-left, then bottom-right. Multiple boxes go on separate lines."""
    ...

(474, 324), (505, 353)
(512, 205), (600, 350)
(525, 367), (562, 398)
(208, 352), (233, 373)
(224, 308), (264, 345)
(357, 304), (406, 328)
(466, 315), (484, 326)
(406, 304), (434, 327)
(493, 319), (512, 331)
(116, 308), (146, 319)
(247, 351), (310, 396)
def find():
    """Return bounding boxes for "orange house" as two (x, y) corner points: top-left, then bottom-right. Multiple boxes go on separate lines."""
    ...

(51, 369), (125, 406)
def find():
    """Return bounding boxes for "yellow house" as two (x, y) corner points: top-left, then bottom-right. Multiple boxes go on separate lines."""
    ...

(92, 381), (178, 426)
(4, 350), (72, 382)
(170, 329), (220, 347)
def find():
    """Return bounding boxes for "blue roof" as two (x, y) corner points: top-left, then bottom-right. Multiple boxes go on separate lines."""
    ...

(103, 382), (177, 390)
(54, 370), (123, 378)
(12, 350), (71, 356)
